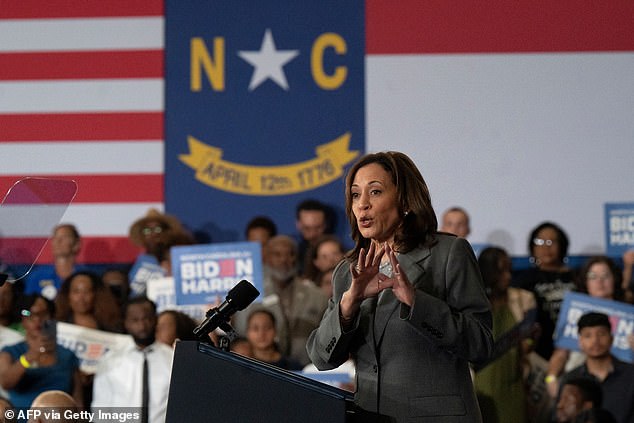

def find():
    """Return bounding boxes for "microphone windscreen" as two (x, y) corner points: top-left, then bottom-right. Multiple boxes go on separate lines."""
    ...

(227, 280), (260, 310)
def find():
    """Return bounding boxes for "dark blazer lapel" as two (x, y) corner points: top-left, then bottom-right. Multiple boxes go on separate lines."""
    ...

(373, 246), (430, 348)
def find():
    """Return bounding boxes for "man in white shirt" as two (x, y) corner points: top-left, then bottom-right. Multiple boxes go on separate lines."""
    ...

(92, 297), (173, 423)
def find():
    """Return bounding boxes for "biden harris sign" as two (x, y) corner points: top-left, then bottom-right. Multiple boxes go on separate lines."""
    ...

(165, 1), (365, 244)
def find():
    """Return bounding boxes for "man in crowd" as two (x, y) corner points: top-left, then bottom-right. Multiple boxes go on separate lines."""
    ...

(439, 206), (471, 239)
(295, 199), (332, 274)
(557, 312), (634, 423)
(92, 297), (173, 423)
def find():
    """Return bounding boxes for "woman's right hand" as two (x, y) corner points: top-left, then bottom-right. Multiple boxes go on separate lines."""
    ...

(340, 242), (385, 320)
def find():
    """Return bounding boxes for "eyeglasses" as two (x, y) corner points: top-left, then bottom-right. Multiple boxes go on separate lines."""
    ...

(586, 272), (613, 281)
(21, 310), (50, 321)
(533, 238), (556, 246)
(142, 226), (164, 236)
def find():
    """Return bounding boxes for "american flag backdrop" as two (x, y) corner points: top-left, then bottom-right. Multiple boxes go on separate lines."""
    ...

(1, 1), (633, 265)
(0, 1), (164, 264)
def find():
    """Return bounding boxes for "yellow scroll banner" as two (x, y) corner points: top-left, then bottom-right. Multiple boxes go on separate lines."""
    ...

(179, 132), (359, 196)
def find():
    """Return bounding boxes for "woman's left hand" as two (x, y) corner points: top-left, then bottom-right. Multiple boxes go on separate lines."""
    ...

(378, 244), (416, 307)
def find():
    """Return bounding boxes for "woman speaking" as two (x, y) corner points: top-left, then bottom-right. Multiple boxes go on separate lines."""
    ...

(307, 151), (493, 422)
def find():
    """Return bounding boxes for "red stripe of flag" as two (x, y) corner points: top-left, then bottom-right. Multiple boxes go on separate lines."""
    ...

(0, 0), (163, 19)
(1, 237), (142, 265)
(36, 236), (141, 264)
(0, 112), (163, 141)
(0, 50), (163, 81)
(0, 174), (163, 203)
(366, 0), (634, 54)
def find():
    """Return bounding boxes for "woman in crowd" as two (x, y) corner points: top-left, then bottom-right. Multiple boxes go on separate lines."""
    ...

(306, 151), (493, 422)
(302, 234), (346, 284)
(475, 246), (537, 423)
(246, 309), (302, 370)
(155, 309), (198, 347)
(55, 271), (123, 333)
(0, 294), (81, 408)
(545, 255), (626, 399)
(512, 222), (577, 360)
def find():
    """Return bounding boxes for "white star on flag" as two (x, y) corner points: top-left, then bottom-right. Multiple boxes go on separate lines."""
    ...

(238, 29), (300, 91)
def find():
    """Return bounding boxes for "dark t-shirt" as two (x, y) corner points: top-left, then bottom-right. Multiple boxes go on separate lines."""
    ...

(2, 342), (79, 408)
(512, 267), (576, 360)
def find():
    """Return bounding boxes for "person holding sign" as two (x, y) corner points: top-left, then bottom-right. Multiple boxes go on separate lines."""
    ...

(546, 256), (627, 399)
(306, 151), (493, 422)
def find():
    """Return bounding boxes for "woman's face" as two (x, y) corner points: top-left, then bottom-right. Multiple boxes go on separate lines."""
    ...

(246, 312), (276, 350)
(69, 275), (96, 314)
(351, 163), (401, 244)
(22, 298), (51, 334)
(586, 262), (614, 299)
(313, 241), (344, 273)
(532, 227), (561, 268)
(155, 313), (177, 347)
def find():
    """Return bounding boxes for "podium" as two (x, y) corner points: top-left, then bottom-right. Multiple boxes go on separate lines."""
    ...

(166, 341), (358, 422)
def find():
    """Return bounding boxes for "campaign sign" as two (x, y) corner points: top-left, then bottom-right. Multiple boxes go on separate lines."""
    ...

(604, 202), (634, 257)
(128, 254), (166, 297)
(146, 276), (209, 323)
(56, 322), (135, 374)
(164, 0), (365, 247)
(554, 292), (634, 363)
(172, 242), (262, 306)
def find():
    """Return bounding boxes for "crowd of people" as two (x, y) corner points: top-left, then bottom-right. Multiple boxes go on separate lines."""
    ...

(0, 151), (633, 422)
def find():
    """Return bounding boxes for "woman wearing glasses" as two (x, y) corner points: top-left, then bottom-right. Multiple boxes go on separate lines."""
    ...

(0, 294), (81, 409)
(512, 222), (577, 360)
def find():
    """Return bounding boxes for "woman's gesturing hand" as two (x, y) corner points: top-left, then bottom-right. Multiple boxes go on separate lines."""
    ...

(340, 242), (385, 320)
(378, 244), (416, 307)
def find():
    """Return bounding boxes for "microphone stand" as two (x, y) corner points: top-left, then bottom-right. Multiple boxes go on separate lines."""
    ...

(217, 322), (237, 352)
(194, 306), (238, 352)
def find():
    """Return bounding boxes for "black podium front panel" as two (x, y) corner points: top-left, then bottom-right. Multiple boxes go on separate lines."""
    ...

(166, 341), (355, 423)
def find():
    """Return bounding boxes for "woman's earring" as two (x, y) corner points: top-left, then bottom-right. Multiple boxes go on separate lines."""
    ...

(403, 211), (409, 217)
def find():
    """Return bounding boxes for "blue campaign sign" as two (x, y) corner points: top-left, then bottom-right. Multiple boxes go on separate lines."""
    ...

(554, 292), (634, 363)
(128, 254), (166, 297)
(604, 202), (634, 257)
(171, 242), (263, 306)
(164, 1), (365, 247)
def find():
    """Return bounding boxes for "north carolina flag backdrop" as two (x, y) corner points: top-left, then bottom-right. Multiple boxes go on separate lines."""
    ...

(1, 0), (633, 265)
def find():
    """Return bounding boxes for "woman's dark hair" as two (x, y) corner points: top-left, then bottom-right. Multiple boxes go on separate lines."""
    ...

(302, 234), (345, 282)
(0, 278), (24, 326)
(528, 221), (569, 264)
(477, 246), (509, 298)
(577, 256), (624, 302)
(345, 151), (438, 261)
(157, 310), (198, 342)
(17, 293), (55, 318)
(247, 308), (277, 327)
(245, 216), (278, 239)
(55, 271), (123, 332)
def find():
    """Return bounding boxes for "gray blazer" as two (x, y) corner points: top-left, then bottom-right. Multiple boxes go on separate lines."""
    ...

(306, 234), (493, 422)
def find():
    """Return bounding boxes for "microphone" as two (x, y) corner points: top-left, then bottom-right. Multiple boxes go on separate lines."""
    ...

(193, 280), (259, 339)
